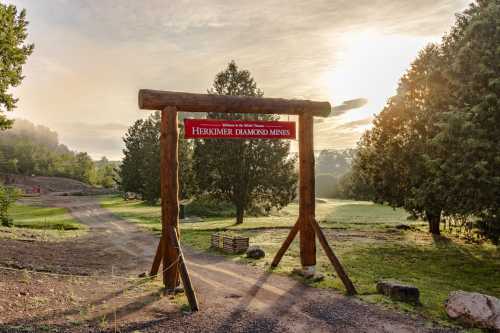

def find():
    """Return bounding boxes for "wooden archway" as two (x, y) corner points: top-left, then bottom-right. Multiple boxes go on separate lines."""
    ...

(138, 89), (356, 311)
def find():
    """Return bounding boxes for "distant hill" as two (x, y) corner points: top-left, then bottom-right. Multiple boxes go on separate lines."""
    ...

(0, 119), (116, 187)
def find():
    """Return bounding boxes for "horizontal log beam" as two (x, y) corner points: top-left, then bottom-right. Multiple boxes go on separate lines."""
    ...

(139, 90), (331, 117)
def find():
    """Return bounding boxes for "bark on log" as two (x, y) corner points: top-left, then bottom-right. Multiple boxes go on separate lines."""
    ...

(139, 90), (331, 117)
(298, 113), (316, 267)
(150, 237), (163, 276)
(271, 219), (300, 268)
(161, 107), (180, 290)
(310, 219), (357, 295)
(167, 224), (199, 312)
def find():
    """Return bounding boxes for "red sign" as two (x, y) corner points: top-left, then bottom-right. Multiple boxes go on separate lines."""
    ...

(184, 119), (296, 139)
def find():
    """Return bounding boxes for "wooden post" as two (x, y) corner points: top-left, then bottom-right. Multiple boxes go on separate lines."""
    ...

(167, 224), (199, 311)
(271, 219), (299, 268)
(161, 107), (180, 290)
(149, 237), (163, 276)
(298, 113), (316, 270)
(310, 219), (357, 295)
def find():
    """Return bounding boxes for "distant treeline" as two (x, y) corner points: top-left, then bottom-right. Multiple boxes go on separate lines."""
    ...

(0, 119), (116, 187)
(314, 149), (363, 199)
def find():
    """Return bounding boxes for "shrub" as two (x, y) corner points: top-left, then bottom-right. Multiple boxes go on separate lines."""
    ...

(0, 185), (19, 227)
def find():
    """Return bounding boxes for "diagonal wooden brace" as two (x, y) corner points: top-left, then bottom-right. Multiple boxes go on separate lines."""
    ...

(271, 219), (300, 268)
(310, 219), (357, 295)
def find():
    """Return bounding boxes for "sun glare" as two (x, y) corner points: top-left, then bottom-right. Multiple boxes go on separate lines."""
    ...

(321, 30), (433, 122)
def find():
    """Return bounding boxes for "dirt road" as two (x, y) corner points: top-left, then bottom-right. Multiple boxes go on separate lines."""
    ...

(1, 195), (454, 332)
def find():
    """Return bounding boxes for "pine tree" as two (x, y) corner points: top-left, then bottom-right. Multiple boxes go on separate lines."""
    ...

(193, 61), (297, 224)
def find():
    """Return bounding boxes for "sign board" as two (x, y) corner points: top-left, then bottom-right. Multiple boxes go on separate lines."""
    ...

(184, 119), (296, 139)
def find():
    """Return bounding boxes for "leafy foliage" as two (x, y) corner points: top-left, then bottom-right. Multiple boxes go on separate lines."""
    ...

(193, 61), (297, 224)
(0, 119), (116, 186)
(0, 185), (19, 226)
(0, 4), (34, 129)
(350, 0), (500, 238)
(436, 0), (500, 243)
(118, 112), (194, 205)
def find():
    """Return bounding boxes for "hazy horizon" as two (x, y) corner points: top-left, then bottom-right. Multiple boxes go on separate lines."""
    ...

(7, 0), (469, 160)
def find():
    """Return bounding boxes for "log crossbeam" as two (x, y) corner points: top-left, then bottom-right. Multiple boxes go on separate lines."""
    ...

(139, 88), (355, 308)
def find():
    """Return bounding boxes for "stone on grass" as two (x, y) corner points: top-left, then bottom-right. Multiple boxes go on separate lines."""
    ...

(291, 268), (325, 282)
(445, 291), (500, 331)
(376, 279), (420, 304)
(246, 246), (265, 259)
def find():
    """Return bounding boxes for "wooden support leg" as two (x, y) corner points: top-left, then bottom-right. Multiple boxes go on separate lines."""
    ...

(310, 219), (357, 295)
(150, 237), (163, 276)
(271, 219), (300, 268)
(161, 107), (180, 290)
(167, 224), (199, 312)
(298, 113), (316, 269)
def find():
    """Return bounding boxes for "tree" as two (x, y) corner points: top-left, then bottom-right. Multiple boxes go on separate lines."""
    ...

(119, 119), (145, 195)
(95, 157), (117, 188)
(436, 0), (500, 242)
(0, 4), (34, 130)
(350, 0), (500, 238)
(139, 113), (161, 204)
(118, 112), (194, 204)
(352, 44), (450, 234)
(0, 185), (19, 227)
(73, 152), (95, 184)
(193, 61), (297, 224)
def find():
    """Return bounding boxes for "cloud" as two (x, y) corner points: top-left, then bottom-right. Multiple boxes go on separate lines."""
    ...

(56, 122), (129, 160)
(334, 117), (374, 130)
(331, 98), (369, 116)
(8, 0), (467, 158)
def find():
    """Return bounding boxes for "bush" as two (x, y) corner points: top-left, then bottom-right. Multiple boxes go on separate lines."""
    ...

(476, 217), (500, 245)
(0, 185), (19, 227)
(185, 195), (235, 218)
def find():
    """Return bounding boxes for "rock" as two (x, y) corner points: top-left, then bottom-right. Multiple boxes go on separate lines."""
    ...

(445, 291), (500, 331)
(376, 279), (420, 304)
(291, 267), (324, 282)
(246, 246), (265, 259)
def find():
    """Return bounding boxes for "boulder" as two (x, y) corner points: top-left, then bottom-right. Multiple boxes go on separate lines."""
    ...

(246, 246), (265, 259)
(376, 279), (420, 304)
(445, 291), (500, 331)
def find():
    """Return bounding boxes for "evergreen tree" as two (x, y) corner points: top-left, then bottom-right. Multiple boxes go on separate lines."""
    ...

(350, 0), (500, 238)
(352, 45), (450, 234)
(118, 112), (194, 204)
(193, 61), (297, 224)
(437, 0), (500, 242)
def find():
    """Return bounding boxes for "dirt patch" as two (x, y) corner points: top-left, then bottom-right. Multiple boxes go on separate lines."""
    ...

(0, 196), (456, 332)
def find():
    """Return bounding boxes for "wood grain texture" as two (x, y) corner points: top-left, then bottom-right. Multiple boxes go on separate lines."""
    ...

(161, 107), (180, 289)
(310, 219), (357, 295)
(298, 113), (316, 267)
(167, 224), (199, 311)
(271, 219), (300, 268)
(149, 237), (163, 276)
(139, 89), (331, 117)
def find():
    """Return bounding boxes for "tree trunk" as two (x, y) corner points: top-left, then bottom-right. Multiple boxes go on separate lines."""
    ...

(426, 210), (441, 235)
(236, 205), (244, 225)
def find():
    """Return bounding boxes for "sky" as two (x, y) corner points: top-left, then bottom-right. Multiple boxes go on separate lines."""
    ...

(7, 0), (469, 160)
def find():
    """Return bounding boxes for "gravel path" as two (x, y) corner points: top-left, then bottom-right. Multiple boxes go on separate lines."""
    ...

(36, 195), (454, 333)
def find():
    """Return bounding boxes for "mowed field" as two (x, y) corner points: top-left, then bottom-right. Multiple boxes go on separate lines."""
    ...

(100, 195), (500, 324)
(2, 198), (86, 241)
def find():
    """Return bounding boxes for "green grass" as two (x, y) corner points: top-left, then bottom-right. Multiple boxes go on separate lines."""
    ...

(8, 202), (83, 231)
(99, 194), (500, 325)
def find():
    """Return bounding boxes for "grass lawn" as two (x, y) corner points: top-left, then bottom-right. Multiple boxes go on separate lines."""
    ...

(99, 194), (500, 325)
(7, 201), (83, 231)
